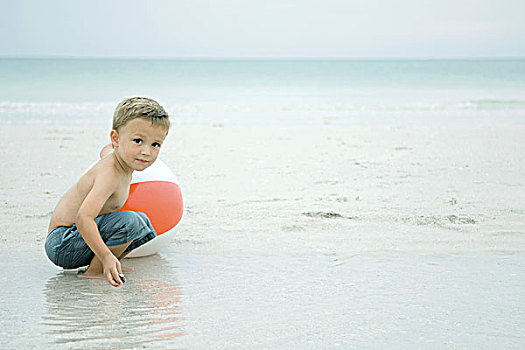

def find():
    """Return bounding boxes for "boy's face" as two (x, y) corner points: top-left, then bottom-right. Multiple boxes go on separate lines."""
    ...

(110, 118), (168, 172)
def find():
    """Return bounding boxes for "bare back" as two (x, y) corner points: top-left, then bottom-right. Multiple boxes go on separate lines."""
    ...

(48, 154), (132, 233)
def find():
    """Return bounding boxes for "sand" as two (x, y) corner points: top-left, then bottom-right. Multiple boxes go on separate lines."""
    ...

(1, 124), (524, 348)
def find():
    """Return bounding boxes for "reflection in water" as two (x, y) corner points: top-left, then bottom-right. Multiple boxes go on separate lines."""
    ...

(41, 254), (184, 348)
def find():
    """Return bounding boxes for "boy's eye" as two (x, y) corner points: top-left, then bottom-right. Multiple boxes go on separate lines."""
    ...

(152, 142), (161, 148)
(133, 138), (143, 144)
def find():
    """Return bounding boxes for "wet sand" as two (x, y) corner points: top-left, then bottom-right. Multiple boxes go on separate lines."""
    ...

(1, 124), (524, 348)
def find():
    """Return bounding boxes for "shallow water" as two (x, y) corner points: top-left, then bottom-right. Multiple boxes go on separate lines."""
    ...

(1, 244), (524, 349)
(1, 250), (183, 349)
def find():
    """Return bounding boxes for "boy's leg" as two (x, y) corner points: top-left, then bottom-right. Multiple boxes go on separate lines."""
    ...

(78, 211), (157, 279)
(79, 242), (132, 279)
(98, 211), (157, 254)
(46, 211), (157, 272)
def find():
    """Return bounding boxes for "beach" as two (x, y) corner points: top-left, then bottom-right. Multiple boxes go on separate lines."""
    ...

(1, 122), (524, 348)
(2, 124), (525, 254)
(1, 58), (525, 348)
(3, 0), (525, 344)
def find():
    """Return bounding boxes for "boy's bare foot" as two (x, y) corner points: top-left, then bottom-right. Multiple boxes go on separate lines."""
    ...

(78, 269), (125, 285)
(77, 271), (107, 280)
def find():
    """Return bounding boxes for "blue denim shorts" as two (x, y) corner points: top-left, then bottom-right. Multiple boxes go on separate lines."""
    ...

(45, 211), (157, 269)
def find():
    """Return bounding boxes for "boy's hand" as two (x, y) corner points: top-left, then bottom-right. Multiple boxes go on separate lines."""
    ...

(102, 254), (124, 287)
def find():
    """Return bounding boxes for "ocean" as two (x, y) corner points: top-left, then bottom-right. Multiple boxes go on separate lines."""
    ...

(1, 58), (524, 126)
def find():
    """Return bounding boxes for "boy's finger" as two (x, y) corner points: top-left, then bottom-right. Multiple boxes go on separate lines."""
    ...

(116, 261), (123, 275)
(116, 261), (125, 283)
(106, 270), (120, 287)
(112, 269), (123, 285)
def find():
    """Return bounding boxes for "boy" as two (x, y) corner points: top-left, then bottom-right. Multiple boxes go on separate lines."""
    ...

(45, 97), (170, 287)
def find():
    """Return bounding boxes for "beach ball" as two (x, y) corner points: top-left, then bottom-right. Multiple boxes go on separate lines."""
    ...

(120, 159), (183, 258)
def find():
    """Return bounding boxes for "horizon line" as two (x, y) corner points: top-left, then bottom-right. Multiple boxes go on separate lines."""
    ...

(1, 55), (524, 61)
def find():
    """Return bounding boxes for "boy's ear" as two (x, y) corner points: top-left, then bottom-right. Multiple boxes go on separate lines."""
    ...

(110, 129), (119, 148)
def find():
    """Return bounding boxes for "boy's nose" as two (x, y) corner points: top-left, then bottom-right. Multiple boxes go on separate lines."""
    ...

(141, 146), (151, 155)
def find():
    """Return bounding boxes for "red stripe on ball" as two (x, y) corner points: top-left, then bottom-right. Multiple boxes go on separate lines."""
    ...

(120, 180), (183, 235)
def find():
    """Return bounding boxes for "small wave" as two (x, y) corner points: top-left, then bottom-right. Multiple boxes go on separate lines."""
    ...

(0, 101), (114, 125)
(462, 99), (525, 110)
(2, 98), (524, 126)
(0, 101), (114, 115)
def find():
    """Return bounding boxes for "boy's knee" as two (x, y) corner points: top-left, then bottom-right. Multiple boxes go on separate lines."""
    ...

(118, 211), (145, 232)
(135, 211), (149, 223)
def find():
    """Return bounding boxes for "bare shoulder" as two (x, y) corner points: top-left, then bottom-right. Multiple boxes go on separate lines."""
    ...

(74, 157), (117, 195)
(87, 156), (122, 189)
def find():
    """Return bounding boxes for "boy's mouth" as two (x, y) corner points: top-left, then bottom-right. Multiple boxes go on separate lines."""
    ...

(137, 159), (149, 164)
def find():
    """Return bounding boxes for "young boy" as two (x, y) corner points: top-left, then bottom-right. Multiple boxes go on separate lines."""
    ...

(45, 97), (170, 287)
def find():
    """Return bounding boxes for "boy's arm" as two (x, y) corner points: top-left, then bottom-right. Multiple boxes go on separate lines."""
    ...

(76, 169), (123, 287)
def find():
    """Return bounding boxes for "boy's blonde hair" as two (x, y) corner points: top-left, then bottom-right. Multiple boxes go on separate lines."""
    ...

(113, 97), (170, 131)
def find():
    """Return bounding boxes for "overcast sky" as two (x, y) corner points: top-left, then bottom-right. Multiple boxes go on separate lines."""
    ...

(1, 0), (524, 59)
